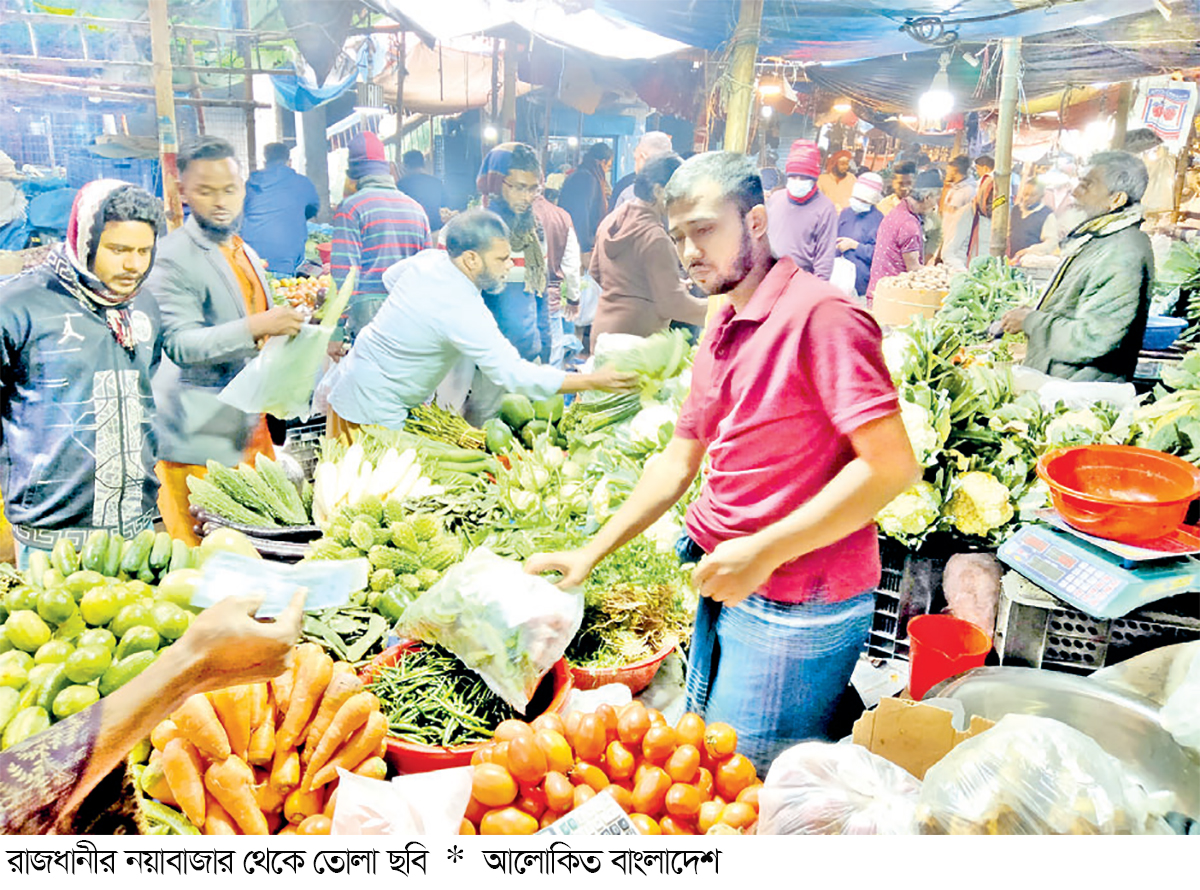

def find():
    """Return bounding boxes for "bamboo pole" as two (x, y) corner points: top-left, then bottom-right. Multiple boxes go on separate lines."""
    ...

(396, 31), (407, 153)
(1113, 82), (1133, 149)
(148, 0), (183, 230)
(990, 37), (1021, 258)
(238, 0), (257, 171)
(722, 0), (764, 154)
(501, 40), (517, 141)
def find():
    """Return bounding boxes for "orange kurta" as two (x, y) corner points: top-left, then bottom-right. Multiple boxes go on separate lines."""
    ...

(156, 237), (275, 545)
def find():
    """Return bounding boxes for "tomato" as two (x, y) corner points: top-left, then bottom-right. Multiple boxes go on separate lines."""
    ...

(659, 815), (696, 835)
(543, 771), (574, 813)
(605, 784), (633, 813)
(703, 722), (738, 762)
(64, 644), (112, 684)
(489, 741), (511, 772)
(616, 701), (651, 746)
(530, 712), (566, 736)
(603, 740), (636, 781)
(675, 712), (706, 750)
(463, 795), (491, 825)
(665, 744), (701, 784)
(471, 763), (518, 807)
(698, 799), (724, 833)
(297, 814), (332, 835)
(507, 734), (548, 785)
(494, 719), (534, 742)
(571, 714), (606, 762)
(665, 783), (704, 820)
(539, 811), (559, 830)
(563, 711), (582, 741)
(570, 760), (610, 793)
(534, 729), (573, 774)
(629, 813), (660, 835)
(736, 784), (762, 810)
(641, 724), (677, 763)
(594, 703), (619, 742)
(470, 745), (494, 767)
(646, 708), (667, 727)
(719, 801), (757, 830)
(572, 784), (596, 810)
(631, 766), (671, 817)
(515, 784), (546, 820)
(459, 818), (476, 836)
(695, 767), (715, 799)
(715, 753), (757, 801)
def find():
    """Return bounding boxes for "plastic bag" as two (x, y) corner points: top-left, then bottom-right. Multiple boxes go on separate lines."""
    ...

(757, 742), (922, 835)
(576, 272), (600, 327)
(219, 325), (333, 420)
(395, 547), (583, 712)
(916, 714), (1170, 834)
(1160, 647), (1200, 752)
(331, 766), (473, 835)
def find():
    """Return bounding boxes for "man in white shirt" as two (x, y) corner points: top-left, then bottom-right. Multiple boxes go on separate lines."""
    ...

(936, 155), (977, 270)
(326, 210), (636, 430)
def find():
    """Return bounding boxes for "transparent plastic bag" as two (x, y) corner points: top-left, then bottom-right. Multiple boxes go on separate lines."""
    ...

(1160, 647), (1200, 752)
(757, 742), (922, 835)
(916, 714), (1170, 835)
(219, 325), (332, 421)
(331, 766), (473, 835)
(395, 547), (583, 712)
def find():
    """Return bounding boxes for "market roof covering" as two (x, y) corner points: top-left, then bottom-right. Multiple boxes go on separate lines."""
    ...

(366, 0), (692, 60)
(594, 0), (1162, 63)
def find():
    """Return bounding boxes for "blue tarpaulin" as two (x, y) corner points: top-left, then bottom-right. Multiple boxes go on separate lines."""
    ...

(271, 68), (359, 112)
(595, 0), (1160, 63)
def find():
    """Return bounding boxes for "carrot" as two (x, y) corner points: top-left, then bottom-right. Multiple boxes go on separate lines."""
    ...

(322, 787), (338, 820)
(302, 691), (375, 786)
(161, 739), (206, 828)
(276, 646), (333, 751)
(277, 823), (297, 836)
(247, 715), (276, 767)
(352, 756), (387, 781)
(270, 747), (300, 792)
(270, 665), (295, 723)
(173, 694), (232, 761)
(246, 683), (268, 730)
(211, 686), (253, 761)
(151, 719), (183, 752)
(203, 793), (239, 835)
(256, 779), (287, 815)
(141, 759), (178, 807)
(309, 711), (387, 791)
(284, 786), (324, 824)
(300, 672), (363, 762)
(205, 755), (269, 835)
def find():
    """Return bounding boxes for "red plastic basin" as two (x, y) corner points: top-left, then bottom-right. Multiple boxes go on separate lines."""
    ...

(1037, 445), (1200, 544)
(360, 642), (573, 774)
(569, 642), (677, 695)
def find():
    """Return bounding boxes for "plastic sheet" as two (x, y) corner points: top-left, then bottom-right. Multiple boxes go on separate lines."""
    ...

(1160, 649), (1200, 752)
(916, 714), (1171, 834)
(757, 742), (921, 836)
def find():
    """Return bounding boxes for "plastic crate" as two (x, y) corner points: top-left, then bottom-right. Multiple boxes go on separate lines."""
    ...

(995, 572), (1200, 674)
(866, 535), (956, 662)
(279, 417), (326, 482)
(66, 152), (161, 197)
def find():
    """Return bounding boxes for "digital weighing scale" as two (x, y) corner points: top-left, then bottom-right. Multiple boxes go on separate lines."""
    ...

(998, 520), (1200, 620)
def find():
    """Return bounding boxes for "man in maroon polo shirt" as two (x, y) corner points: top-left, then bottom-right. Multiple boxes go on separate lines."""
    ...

(527, 152), (921, 771)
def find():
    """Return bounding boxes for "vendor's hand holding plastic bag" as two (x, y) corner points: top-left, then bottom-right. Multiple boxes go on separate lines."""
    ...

(220, 269), (356, 420)
(916, 714), (1171, 834)
(757, 742), (921, 835)
(395, 547), (583, 712)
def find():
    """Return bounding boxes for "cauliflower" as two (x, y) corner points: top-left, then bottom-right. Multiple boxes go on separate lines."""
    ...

(946, 472), (1015, 538)
(629, 404), (678, 448)
(1045, 409), (1106, 448)
(644, 514), (683, 555)
(900, 399), (948, 466)
(877, 481), (942, 540)
(882, 329), (919, 383)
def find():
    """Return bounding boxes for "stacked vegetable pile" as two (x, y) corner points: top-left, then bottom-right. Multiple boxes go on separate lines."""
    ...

(270, 274), (332, 313)
(1129, 349), (1200, 464)
(461, 704), (761, 835)
(188, 455), (314, 530)
(310, 440), (442, 526)
(140, 644), (386, 836)
(484, 393), (569, 452)
(1157, 239), (1200, 346)
(877, 264), (954, 293)
(937, 257), (1035, 340)
(1, 539), (204, 750)
(494, 437), (589, 527)
(404, 402), (487, 450)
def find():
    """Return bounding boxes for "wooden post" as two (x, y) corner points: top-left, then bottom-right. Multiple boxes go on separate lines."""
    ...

(990, 37), (1021, 258)
(1173, 119), (1197, 224)
(238, 0), (257, 170)
(1114, 82), (1133, 149)
(490, 38), (500, 123)
(396, 31), (407, 152)
(722, 0), (764, 154)
(501, 40), (517, 141)
(183, 40), (206, 133)
(148, 0), (183, 229)
(301, 104), (331, 223)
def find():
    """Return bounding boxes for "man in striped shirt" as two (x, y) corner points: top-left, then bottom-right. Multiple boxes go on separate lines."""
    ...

(330, 132), (431, 347)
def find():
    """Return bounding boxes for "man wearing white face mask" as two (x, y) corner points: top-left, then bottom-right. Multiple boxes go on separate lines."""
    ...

(835, 173), (884, 297)
(766, 140), (838, 280)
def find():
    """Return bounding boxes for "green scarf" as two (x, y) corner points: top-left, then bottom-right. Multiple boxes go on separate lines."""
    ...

(1036, 205), (1144, 310)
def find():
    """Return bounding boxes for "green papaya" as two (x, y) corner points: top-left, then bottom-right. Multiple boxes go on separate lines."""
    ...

(484, 418), (515, 454)
(532, 394), (564, 424)
(498, 393), (535, 431)
(521, 420), (550, 448)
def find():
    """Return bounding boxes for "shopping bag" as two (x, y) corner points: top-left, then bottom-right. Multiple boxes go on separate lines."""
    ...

(576, 271), (600, 327)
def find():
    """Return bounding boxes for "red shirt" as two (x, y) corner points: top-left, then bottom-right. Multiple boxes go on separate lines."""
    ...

(866, 201), (924, 298)
(675, 258), (899, 604)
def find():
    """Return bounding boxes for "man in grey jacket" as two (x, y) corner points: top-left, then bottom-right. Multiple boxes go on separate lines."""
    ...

(148, 137), (303, 544)
(1001, 151), (1154, 383)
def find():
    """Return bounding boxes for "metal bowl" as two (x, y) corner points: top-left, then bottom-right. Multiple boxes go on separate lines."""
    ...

(928, 666), (1200, 819)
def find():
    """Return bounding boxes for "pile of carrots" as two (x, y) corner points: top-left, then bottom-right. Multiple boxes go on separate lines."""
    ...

(141, 643), (387, 835)
(462, 701), (761, 835)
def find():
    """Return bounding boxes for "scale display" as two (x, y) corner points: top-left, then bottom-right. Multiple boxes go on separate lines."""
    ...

(998, 526), (1200, 619)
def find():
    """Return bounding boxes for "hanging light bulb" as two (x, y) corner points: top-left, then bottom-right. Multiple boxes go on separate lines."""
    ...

(918, 52), (955, 130)
(832, 98), (853, 114)
(483, 125), (499, 142)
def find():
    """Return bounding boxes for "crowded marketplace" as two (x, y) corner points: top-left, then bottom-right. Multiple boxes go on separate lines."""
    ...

(0, 0), (1198, 845)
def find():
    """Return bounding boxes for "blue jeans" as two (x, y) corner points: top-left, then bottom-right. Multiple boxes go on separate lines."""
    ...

(678, 535), (873, 775)
(483, 285), (540, 362)
(535, 293), (553, 366)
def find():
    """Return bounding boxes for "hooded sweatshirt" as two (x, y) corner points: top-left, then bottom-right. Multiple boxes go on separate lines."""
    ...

(766, 188), (839, 280)
(588, 200), (707, 350)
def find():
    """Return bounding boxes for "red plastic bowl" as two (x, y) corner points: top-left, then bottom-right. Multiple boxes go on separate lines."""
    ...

(570, 642), (677, 695)
(360, 642), (573, 774)
(1037, 445), (1200, 544)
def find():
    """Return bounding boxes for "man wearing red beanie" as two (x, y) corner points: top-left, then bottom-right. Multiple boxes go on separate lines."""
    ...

(765, 139), (838, 280)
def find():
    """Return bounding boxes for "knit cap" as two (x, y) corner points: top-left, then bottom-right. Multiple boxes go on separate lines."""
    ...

(852, 173), (884, 205)
(785, 139), (821, 178)
(347, 131), (389, 180)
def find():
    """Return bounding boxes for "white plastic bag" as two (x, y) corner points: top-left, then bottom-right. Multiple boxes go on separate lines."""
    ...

(829, 257), (858, 299)
(576, 272), (600, 327)
(757, 742), (922, 835)
(219, 326), (332, 420)
(1160, 648), (1200, 752)
(395, 547), (584, 712)
(331, 766), (473, 835)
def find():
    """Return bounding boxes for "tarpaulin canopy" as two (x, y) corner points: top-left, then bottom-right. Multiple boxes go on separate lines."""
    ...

(595, 0), (1161, 63)
(804, 6), (1200, 112)
(374, 39), (533, 115)
(366, 0), (692, 61)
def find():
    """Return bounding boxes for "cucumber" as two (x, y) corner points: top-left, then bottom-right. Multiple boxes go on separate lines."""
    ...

(27, 551), (51, 589)
(99, 649), (156, 696)
(0, 687), (19, 735)
(81, 531), (110, 574)
(121, 530), (156, 577)
(33, 662), (71, 713)
(168, 539), (190, 575)
(51, 539), (80, 577)
(138, 564), (158, 586)
(103, 533), (125, 579)
(149, 532), (173, 572)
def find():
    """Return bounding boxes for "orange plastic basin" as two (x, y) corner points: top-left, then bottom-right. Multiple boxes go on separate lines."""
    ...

(1037, 445), (1200, 544)
(570, 642), (677, 695)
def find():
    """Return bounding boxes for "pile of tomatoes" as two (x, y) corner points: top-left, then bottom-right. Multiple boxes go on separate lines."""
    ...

(271, 275), (331, 313)
(462, 701), (760, 836)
